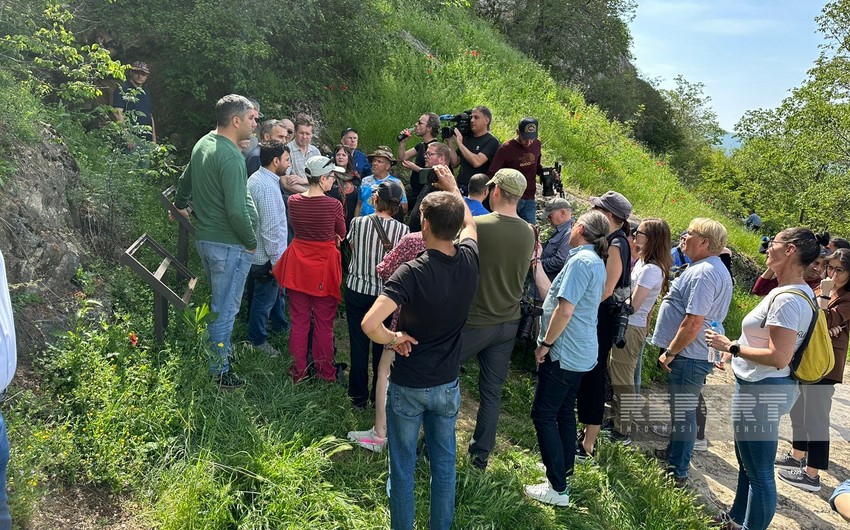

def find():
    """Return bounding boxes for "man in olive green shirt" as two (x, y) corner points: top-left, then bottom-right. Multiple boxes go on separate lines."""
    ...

(459, 168), (535, 469)
(174, 94), (259, 388)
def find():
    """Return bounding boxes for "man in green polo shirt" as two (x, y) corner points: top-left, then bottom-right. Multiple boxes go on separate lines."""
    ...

(174, 94), (259, 388)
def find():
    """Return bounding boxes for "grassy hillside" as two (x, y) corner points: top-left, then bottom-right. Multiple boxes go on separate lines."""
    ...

(322, 2), (764, 256)
(0, 2), (779, 528)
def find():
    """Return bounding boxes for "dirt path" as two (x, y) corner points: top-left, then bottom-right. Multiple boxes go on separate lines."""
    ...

(632, 365), (850, 529)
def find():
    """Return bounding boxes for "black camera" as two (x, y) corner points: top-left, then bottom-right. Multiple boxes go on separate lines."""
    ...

(416, 167), (437, 186)
(541, 162), (563, 197)
(517, 300), (544, 342)
(612, 301), (634, 349)
(439, 111), (473, 139)
(758, 236), (771, 254)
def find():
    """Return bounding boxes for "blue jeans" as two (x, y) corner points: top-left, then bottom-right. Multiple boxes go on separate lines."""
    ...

(666, 356), (714, 478)
(387, 379), (460, 530)
(517, 198), (536, 225)
(0, 412), (10, 530)
(247, 263), (288, 345)
(196, 240), (253, 376)
(531, 357), (583, 492)
(729, 376), (798, 530)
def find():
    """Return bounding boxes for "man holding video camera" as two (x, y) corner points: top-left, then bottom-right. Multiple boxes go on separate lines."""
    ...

(448, 106), (501, 189)
(488, 117), (545, 225)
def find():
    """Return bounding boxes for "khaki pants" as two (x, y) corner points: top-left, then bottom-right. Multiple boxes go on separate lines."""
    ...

(608, 325), (647, 433)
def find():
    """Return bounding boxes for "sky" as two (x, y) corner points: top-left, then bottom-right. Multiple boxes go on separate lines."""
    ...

(628, 0), (828, 131)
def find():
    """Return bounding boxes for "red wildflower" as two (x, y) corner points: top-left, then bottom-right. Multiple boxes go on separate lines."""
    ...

(129, 332), (138, 347)
(328, 84), (334, 91)
(427, 68), (431, 75)
(342, 84), (348, 92)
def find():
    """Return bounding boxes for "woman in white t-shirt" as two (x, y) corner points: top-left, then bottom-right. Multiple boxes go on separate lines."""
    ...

(706, 227), (821, 530)
(608, 218), (672, 441)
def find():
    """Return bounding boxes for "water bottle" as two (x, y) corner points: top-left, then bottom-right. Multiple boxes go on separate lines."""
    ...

(707, 321), (723, 363)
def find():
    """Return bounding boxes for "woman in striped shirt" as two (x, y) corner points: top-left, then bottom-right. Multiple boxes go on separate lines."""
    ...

(345, 181), (409, 412)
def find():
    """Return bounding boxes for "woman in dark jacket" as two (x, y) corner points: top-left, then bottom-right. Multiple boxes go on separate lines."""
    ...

(776, 247), (850, 492)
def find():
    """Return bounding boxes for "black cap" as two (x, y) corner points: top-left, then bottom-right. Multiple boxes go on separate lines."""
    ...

(518, 117), (539, 139)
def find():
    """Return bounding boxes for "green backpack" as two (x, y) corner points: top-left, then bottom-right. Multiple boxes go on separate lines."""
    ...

(760, 288), (835, 384)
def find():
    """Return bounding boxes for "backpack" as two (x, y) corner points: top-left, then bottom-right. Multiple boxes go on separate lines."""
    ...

(761, 288), (835, 384)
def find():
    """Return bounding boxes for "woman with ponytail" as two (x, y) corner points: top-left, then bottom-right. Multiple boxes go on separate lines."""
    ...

(523, 210), (609, 507)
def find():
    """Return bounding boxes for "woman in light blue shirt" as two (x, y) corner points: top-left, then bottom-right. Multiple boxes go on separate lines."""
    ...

(523, 210), (609, 507)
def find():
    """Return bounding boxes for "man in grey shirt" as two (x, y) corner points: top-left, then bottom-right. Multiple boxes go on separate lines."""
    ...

(651, 217), (733, 486)
(539, 198), (572, 281)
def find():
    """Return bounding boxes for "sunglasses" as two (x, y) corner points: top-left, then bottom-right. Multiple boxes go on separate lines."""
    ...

(632, 228), (646, 237)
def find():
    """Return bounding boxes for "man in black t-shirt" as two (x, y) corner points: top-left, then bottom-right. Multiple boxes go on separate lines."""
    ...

(362, 164), (479, 530)
(448, 106), (501, 188)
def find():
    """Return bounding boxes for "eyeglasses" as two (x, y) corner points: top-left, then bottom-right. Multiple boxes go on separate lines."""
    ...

(767, 238), (784, 249)
(632, 229), (646, 237)
(828, 264), (847, 274)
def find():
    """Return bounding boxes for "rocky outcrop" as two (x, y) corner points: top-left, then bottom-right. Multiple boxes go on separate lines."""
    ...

(0, 124), (90, 353)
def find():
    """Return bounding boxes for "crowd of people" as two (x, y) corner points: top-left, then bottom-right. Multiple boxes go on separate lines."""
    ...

(168, 94), (850, 530)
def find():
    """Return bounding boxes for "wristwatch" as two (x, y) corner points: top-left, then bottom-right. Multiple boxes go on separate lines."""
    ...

(541, 340), (555, 348)
(729, 341), (740, 357)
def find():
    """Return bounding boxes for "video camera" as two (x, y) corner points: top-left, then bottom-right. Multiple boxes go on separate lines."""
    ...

(439, 111), (473, 139)
(541, 162), (563, 197)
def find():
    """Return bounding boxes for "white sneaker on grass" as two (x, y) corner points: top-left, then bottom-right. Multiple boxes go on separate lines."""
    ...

(524, 482), (569, 507)
(347, 427), (386, 453)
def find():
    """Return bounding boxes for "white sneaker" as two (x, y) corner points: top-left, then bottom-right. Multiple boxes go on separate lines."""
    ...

(254, 341), (280, 357)
(693, 438), (708, 452)
(347, 427), (386, 453)
(524, 482), (569, 507)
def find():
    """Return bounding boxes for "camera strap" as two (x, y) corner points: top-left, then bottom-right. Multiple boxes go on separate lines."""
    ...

(369, 214), (394, 254)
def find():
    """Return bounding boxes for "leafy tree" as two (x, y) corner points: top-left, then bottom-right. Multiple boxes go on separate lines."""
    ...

(476, 0), (636, 88)
(661, 75), (725, 186)
(731, 0), (850, 234)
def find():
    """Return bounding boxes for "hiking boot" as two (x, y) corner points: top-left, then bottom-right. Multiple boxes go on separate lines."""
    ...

(693, 437), (708, 452)
(712, 512), (743, 530)
(216, 371), (244, 389)
(347, 427), (386, 453)
(524, 482), (569, 507)
(254, 341), (281, 357)
(774, 452), (806, 471)
(778, 468), (821, 492)
(653, 447), (670, 463)
(469, 450), (488, 470)
(608, 429), (632, 446)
